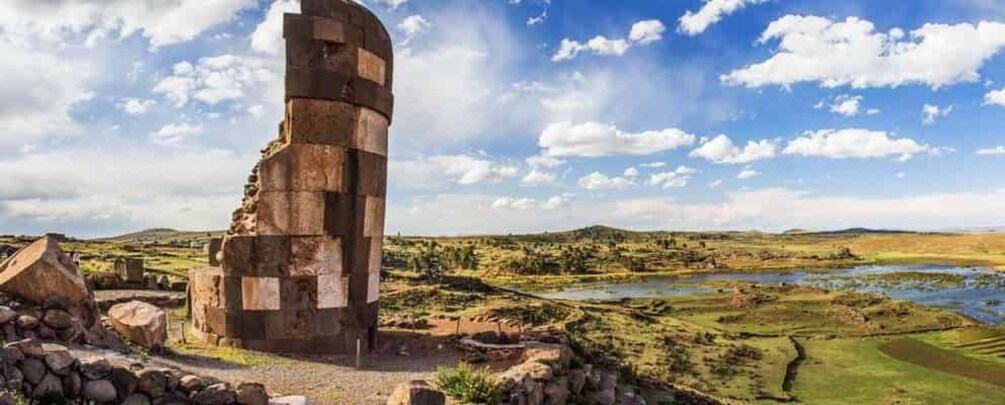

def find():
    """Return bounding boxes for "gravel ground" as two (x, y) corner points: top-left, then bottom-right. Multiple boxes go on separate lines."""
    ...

(73, 332), (465, 404)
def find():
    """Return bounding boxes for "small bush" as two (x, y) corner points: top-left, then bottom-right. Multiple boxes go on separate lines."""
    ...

(433, 363), (502, 404)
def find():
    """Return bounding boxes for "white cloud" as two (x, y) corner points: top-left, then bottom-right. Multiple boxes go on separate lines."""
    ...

(116, 98), (157, 116)
(0, 0), (256, 50)
(678, 0), (768, 36)
(976, 146), (1005, 155)
(629, 20), (667, 44)
(689, 134), (777, 164)
(389, 189), (1005, 236)
(983, 88), (1005, 106)
(250, 0), (299, 55)
(492, 197), (537, 210)
(552, 19), (665, 61)
(922, 104), (953, 124)
(737, 166), (760, 179)
(377, 0), (409, 10)
(624, 167), (640, 178)
(526, 154), (566, 169)
(391, 155), (519, 187)
(896, 171), (906, 179)
(150, 123), (202, 146)
(828, 95), (861, 116)
(539, 121), (696, 157)
(520, 170), (557, 186)
(578, 172), (634, 190)
(153, 55), (275, 107)
(398, 15), (432, 45)
(527, 11), (547, 26)
(783, 129), (934, 161)
(0, 146), (257, 236)
(708, 179), (724, 188)
(723, 16), (1005, 89)
(648, 166), (697, 188)
(641, 162), (667, 168)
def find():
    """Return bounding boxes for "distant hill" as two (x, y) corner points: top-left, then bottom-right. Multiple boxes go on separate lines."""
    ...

(97, 228), (226, 245)
(806, 228), (917, 236)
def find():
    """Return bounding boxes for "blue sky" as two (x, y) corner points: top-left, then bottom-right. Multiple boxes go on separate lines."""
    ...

(2, 0), (1005, 237)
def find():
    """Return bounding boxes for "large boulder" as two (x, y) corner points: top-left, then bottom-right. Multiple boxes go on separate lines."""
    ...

(0, 237), (97, 326)
(386, 380), (445, 405)
(107, 301), (167, 349)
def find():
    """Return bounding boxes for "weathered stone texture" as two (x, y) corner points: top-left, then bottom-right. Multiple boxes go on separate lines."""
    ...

(189, 0), (391, 354)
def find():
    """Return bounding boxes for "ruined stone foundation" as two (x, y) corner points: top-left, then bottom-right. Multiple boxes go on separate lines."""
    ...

(189, 0), (392, 354)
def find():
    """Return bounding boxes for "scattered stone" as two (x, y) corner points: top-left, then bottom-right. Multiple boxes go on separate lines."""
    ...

(0, 237), (96, 327)
(43, 309), (74, 330)
(619, 391), (647, 405)
(111, 366), (137, 400)
(43, 345), (75, 376)
(0, 307), (15, 324)
(32, 373), (63, 400)
(387, 380), (445, 405)
(20, 358), (45, 385)
(5, 365), (23, 390)
(82, 379), (118, 403)
(192, 383), (237, 405)
(237, 382), (269, 405)
(135, 369), (167, 398)
(569, 369), (586, 395)
(16, 315), (38, 329)
(593, 388), (616, 405)
(115, 258), (145, 284)
(107, 301), (167, 349)
(123, 392), (152, 405)
(62, 371), (82, 399)
(0, 348), (22, 365)
(79, 358), (111, 380)
(37, 325), (56, 340)
(179, 375), (205, 391)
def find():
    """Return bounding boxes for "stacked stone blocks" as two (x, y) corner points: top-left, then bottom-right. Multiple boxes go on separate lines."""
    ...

(190, 0), (392, 353)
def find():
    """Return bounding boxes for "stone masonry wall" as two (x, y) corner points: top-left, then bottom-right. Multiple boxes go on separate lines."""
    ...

(190, 0), (393, 354)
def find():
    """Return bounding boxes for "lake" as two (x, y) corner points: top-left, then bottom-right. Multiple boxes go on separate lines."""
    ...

(530, 264), (1005, 324)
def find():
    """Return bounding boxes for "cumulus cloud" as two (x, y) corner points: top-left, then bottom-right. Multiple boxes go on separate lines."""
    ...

(737, 166), (760, 179)
(624, 167), (640, 178)
(398, 15), (432, 45)
(578, 172), (634, 190)
(782, 129), (935, 161)
(689, 134), (777, 164)
(552, 20), (665, 62)
(922, 104), (953, 124)
(389, 189), (1005, 236)
(678, 0), (768, 36)
(539, 121), (696, 157)
(153, 55), (275, 107)
(723, 16), (1005, 89)
(250, 0), (299, 55)
(976, 146), (1005, 155)
(648, 166), (697, 188)
(492, 195), (569, 210)
(983, 88), (1005, 106)
(150, 123), (202, 146)
(116, 98), (157, 116)
(520, 170), (557, 186)
(391, 155), (519, 187)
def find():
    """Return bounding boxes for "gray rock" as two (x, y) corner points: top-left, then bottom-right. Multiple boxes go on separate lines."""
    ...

(135, 368), (167, 398)
(387, 380), (446, 405)
(0, 392), (17, 405)
(111, 366), (137, 400)
(62, 371), (82, 399)
(6, 339), (43, 357)
(237, 382), (269, 405)
(4, 365), (22, 390)
(37, 325), (56, 340)
(0, 348), (22, 366)
(21, 358), (46, 385)
(16, 315), (38, 329)
(79, 357), (112, 380)
(618, 392), (647, 405)
(43, 309), (74, 330)
(83, 379), (118, 403)
(179, 374), (204, 391)
(0, 307), (16, 324)
(162, 391), (190, 405)
(123, 392), (152, 405)
(43, 345), (76, 376)
(569, 369), (586, 395)
(192, 383), (237, 405)
(32, 373), (63, 400)
(593, 388), (616, 405)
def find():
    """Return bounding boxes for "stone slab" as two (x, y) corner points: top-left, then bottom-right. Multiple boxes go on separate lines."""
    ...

(256, 191), (327, 236)
(259, 144), (345, 192)
(241, 277), (281, 311)
(317, 274), (349, 309)
(363, 196), (385, 238)
(290, 236), (343, 276)
(356, 48), (386, 86)
(284, 98), (357, 146)
(353, 107), (388, 156)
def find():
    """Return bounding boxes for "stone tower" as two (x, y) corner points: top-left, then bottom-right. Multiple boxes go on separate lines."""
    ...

(189, 0), (392, 353)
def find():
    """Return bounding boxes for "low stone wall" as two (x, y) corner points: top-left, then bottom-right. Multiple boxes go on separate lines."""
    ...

(0, 338), (269, 404)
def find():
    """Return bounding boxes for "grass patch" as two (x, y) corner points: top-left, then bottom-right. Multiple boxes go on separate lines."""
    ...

(878, 338), (1005, 386)
(433, 363), (502, 404)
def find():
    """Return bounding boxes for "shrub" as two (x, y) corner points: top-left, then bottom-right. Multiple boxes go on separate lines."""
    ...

(433, 363), (502, 404)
